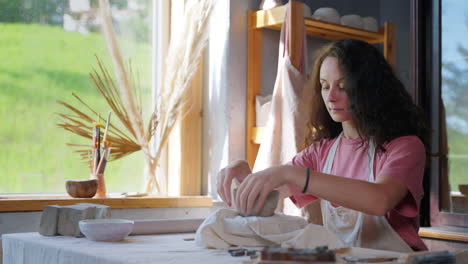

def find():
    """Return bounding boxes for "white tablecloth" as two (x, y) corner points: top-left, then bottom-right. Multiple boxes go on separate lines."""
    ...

(2, 232), (251, 264)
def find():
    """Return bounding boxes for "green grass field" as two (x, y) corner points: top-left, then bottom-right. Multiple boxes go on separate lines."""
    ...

(0, 23), (152, 193)
(446, 127), (468, 192)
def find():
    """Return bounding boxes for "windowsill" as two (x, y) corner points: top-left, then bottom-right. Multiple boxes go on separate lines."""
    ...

(0, 194), (213, 212)
(419, 226), (468, 243)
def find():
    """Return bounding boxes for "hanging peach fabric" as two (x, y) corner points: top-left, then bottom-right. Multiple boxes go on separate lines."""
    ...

(253, 5), (311, 173)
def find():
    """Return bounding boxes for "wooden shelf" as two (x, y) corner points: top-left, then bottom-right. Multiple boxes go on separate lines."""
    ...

(253, 5), (385, 43)
(0, 195), (213, 212)
(246, 2), (396, 167)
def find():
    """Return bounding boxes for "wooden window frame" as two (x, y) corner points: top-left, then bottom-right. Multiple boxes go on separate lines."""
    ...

(163, 0), (203, 196)
(0, 0), (204, 205)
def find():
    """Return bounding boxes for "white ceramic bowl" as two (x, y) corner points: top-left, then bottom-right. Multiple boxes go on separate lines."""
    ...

(341, 14), (364, 29)
(312, 7), (341, 24)
(79, 219), (134, 242)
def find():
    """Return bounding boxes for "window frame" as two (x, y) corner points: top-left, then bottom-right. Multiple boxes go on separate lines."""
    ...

(0, 0), (206, 202)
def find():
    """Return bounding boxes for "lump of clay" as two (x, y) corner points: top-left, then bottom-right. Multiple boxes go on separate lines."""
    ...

(39, 203), (111, 237)
(312, 7), (340, 24)
(231, 184), (279, 217)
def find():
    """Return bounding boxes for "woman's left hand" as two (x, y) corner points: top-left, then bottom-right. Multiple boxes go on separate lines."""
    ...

(235, 165), (289, 216)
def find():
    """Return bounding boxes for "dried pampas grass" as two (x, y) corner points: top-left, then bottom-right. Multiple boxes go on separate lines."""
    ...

(57, 0), (213, 194)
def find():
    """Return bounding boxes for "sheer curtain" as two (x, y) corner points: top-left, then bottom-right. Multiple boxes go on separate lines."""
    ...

(157, 0), (204, 196)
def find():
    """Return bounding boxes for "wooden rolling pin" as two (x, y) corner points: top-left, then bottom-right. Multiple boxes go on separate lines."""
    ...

(130, 218), (205, 235)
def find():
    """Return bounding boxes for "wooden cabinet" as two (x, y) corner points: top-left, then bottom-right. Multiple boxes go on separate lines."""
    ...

(246, 2), (396, 167)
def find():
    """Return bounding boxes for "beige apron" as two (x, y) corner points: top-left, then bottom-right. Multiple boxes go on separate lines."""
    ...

(252, 4), (312, 216)
(320, 133), (413, 252)
(253, 3), (311, 173)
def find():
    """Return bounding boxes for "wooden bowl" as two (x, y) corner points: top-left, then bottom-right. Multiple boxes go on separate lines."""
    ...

(66, 179), (98, 198)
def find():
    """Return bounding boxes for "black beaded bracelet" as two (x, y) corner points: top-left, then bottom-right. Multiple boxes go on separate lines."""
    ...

(302, 167), (310, 193)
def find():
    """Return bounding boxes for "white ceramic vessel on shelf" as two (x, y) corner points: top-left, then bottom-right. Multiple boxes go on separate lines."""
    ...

(79, 219), (134, 242)
(312, 7), (341, 24)
(259, 0), (282, 10)
(362, 16), (378, 32)
(340, 14), (364, 29)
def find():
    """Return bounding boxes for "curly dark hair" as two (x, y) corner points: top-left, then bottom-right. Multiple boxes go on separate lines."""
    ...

(305, 39), (428, 152)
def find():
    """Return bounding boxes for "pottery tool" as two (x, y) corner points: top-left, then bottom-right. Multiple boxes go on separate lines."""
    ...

(228, 248), (259, 258)
(404, 251), (457, 264)
(96, 143), (111, 174)
(94, 111), (112, 175)
(259, 246), (336, 262)
(102, 111), (112, 144)
(229, 248), (246, 257)
(342, 255), (398, 263)
(92, 121), (102, 174)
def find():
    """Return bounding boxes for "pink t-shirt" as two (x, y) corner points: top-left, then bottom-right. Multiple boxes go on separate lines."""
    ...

(288, 135), (428, 251)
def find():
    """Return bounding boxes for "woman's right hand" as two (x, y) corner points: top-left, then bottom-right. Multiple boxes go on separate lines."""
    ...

(217, 160), (252, 207)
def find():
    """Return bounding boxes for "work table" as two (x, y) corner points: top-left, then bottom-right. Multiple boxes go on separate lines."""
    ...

(2, 232), (248, 264)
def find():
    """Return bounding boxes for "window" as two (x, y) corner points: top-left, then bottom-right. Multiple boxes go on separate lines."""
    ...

(415, 0), (468, 227)
(0, 0), (153, 194)
(440, 0), (468, 215)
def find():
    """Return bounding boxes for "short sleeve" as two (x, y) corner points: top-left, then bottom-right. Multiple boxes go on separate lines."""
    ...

(378, 136), (426, 217)
(286, 142), (322, 208)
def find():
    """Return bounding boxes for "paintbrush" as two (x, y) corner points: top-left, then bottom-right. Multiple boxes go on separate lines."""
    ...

(102, 111), (112, 144)
(96, 111), (112, 174)
(92, 120), (102, 175)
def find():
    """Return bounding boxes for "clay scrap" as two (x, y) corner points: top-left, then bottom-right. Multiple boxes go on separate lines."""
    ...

(39, 203), (110, 237)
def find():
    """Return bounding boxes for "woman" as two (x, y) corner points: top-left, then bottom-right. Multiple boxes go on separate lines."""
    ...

(217, 39), (429, 252)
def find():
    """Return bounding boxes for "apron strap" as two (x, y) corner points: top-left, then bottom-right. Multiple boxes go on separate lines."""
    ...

(367, 139), (376, 182)
(322, 133), (343, 174)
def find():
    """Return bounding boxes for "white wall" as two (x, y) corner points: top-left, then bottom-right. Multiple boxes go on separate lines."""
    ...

(202, 0), (259, 198)
(380, 0), (411, 89)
